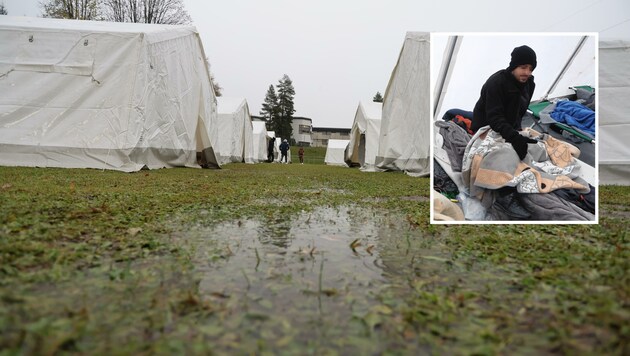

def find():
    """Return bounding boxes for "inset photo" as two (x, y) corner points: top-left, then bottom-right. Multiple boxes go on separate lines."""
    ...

(430, 33), (597, 223)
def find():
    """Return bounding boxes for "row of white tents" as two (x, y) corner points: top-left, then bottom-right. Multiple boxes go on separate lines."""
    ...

(0, 16), (281, 171)
(1, 16), (628, 184)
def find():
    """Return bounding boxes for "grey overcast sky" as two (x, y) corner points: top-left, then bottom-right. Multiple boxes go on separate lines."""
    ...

(2, 0), (629, 128)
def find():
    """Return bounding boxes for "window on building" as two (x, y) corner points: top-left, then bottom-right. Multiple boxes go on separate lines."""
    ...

(299, 125), (311, 134)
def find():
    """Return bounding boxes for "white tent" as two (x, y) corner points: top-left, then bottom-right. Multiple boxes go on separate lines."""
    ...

(324, 139), (350, 166)
(432, 33), (598, 187)
(345, 101), (382, 171)
(251, 121), (269, 163)
(376, 32), (431, 177)
(216, 97), (255, 164)
(599, 38), (630, 185)
(0, 16), (219, 172)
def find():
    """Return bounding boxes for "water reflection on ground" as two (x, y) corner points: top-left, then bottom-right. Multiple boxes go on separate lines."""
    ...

(193, 206), (389, 316)
(188, 206), (419, 351)
(185, 205), (520, 352)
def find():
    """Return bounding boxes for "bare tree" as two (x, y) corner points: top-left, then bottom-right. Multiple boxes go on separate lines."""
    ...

(102, 0), (191, 25)
(39, 0), (100, 20)
(0, 2), (8, 15)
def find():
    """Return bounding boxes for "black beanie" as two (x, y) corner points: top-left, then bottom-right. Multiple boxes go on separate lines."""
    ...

(508, 45), (537, 72)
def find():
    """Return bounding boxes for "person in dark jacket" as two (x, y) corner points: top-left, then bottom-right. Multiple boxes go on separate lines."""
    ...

(279, 139), (290, 163)
(471, 45), (540, 220)
(267, 137), (275, 163)
(471, 45), (538, 161)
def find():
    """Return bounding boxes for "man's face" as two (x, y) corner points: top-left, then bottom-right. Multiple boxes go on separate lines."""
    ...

(512, 64), (534, 83)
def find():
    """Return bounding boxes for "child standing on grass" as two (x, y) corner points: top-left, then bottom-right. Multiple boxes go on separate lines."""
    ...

(298, 146), (304, 164)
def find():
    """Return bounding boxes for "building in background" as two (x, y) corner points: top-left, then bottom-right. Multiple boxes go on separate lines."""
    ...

(252, 115), (349, 148)
(291, 117), (313, 146)
(311, 127), (351, 148)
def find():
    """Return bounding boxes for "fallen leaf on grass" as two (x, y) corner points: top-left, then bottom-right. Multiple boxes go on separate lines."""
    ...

(210, 292), (230, 299)
(127, 227), (142, 236)
(350, 238), (361, 251)
(370, 304), (393, 315)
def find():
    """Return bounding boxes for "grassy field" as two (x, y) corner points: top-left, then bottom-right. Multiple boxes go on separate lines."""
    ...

(0, 163), (628, 355)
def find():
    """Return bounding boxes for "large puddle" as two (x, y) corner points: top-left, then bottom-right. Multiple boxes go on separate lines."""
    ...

(180, 205), (514, 352)
(186, 206), (395, 348)
(8, 206), (525, 354)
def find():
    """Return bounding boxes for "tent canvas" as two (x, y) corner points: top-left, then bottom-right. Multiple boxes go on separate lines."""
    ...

(251, 121), (269, 163)
(599, 38), (630, 185)
(0, 16), (219, 172)
(345, 101), (382, 171)
(376, 31), (431, 177)
(324, 139), (349, 166)
(216, 97), (255, 164)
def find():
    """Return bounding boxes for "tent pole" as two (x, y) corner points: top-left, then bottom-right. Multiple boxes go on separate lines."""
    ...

(433, 36), (461, 120)
(541, 36), (589, 101)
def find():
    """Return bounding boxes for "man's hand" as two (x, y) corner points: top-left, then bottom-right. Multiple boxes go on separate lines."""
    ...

(507, 134), (537, 160)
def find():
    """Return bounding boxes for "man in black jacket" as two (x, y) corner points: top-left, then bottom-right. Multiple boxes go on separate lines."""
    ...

(471, 45), (538, 160)
(471, 45), (539, 219)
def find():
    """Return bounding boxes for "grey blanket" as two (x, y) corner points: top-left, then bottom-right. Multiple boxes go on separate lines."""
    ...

(435, 120), (471, 172)
(489, 192), (595, 221)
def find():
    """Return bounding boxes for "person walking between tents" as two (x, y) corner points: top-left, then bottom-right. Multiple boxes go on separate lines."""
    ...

(298, 146), (304, 164)
(470, 45), (539, 220)
(279, 139), (290, 164)
(267, 137), (276, 163)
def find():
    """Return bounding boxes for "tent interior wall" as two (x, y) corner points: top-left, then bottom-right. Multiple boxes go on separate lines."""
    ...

(432, 34), (597, 122)
(0, 16), (220, 172)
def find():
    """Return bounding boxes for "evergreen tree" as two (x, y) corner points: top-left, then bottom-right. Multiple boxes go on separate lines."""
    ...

(275, 74), (295, 141)
(373, 91), (383, 102)
(260, 85), (279, 123)
(0, 3), (8, 15)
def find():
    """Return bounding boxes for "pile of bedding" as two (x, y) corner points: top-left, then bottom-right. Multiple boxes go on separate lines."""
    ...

(433, 117), (596, 222)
